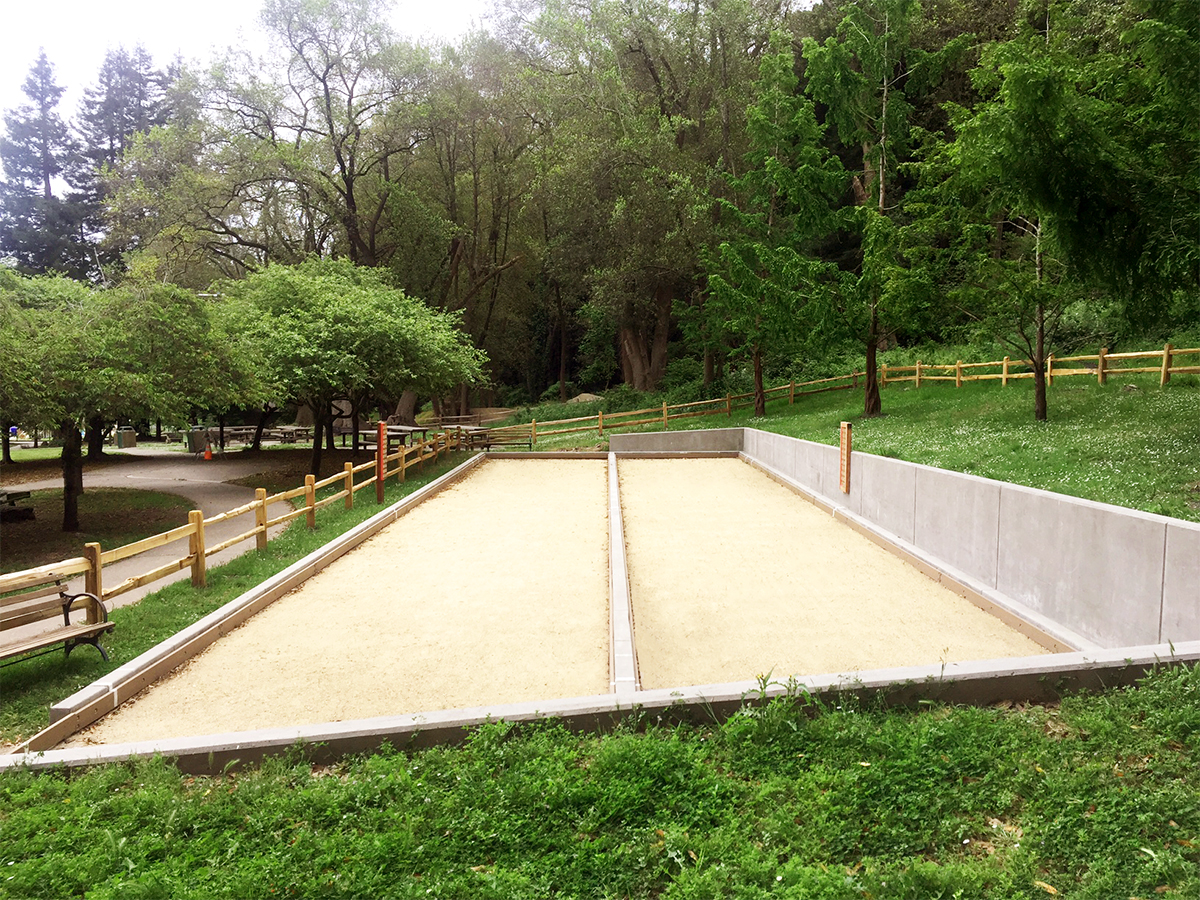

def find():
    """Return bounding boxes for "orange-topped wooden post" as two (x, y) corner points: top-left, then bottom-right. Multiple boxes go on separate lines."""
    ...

(839, 422), (852, 494)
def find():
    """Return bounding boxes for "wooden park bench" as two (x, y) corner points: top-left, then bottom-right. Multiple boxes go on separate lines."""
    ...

(1, 573), (113, 666)
(479, 424), (534, 451)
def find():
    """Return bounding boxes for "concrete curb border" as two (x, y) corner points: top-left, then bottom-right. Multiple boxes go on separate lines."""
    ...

(5, 642), (1196, 774)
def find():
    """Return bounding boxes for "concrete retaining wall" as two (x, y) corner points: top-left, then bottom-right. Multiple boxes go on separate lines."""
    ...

(614, 427), (1200, 649)
(610, 428), (744, 453)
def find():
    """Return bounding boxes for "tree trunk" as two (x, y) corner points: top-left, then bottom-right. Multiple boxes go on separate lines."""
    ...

(86, 415), (106, 460)
(1034, 301), (1048, 422)
(393, 391), (418, 426)
(752, 345), (766, 418)
(1, 420), (11, 465)
(60, 422), (84, 532)
(703, 347), (715, 386)
(251, 404), (276, 452)
(557, 282), (568, 402)
(308, 412), (324, 477)
(863, 303), (882, 418)
(617, 284), (674, 392)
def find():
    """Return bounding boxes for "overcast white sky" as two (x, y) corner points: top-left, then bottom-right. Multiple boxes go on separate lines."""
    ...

(2, 0), (493, 122)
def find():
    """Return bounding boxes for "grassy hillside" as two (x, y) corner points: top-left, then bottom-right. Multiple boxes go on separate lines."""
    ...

(530, 375), (1200, 521)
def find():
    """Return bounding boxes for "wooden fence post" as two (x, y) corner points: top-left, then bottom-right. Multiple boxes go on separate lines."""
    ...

(344, 462), (354, 510)
(1046, 353), (1054, 386)
(881, 365), (888, 388)
(83, 543), (103, 621)
(305, 475), (316, 528)
(255, 488), (268, 551)
(662, 401), (668, 431)
(1097, 347), (1107, 385)
(789, 381), (795, 404)
(726, 395), (732, 417)
(598, 410), (604, 437)
(915, 361), (922, 389)
(955, 360), (963, 388)
(532, 419), (537, 445)
(188, 510), (206, 588)
(400, 443), (407, 482)
(1002, 356), (1010, 386)
(376, 421), (386, 504)
(1161, 342), (1173, 385)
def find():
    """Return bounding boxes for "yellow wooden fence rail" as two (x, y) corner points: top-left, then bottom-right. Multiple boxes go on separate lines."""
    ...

(881, 344), (1199, 389)
(0, 428), (468, 609)
(487, 371), (866, 443)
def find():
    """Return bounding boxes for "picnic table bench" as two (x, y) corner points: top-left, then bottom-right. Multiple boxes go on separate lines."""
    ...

(0, 488), (33, 521)
(1, 573), (113, 666)
(434, 414), (482, 429)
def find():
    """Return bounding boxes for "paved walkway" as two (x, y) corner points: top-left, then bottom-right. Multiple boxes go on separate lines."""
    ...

(5, 447), (304, 644)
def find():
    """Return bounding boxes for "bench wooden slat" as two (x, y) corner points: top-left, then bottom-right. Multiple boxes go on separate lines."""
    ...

(0, 623), (114, 661)
(1, 583), (65, 606)
(2, 593), (102, 630)
(2, 596), (70, 629)
(0, 559), (90, 594)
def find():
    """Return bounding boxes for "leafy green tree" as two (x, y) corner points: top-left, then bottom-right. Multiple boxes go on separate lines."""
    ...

(954, 0), (1197, 302)
(217, 259), (485, 475)
(936, 0), (1199, 420)
(74, 46), (173, 278)
(699, 38), (843, 416)
(802, 0), (964, 417)
(0, 273), (251, 530)
(524, 0), (776, 392)
(0, 51), (90, 279)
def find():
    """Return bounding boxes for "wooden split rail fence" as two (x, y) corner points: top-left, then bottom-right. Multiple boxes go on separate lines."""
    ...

(882, 343), (1199, 389)
(489, 371), (867, 443)
(0, 428), (465, 612)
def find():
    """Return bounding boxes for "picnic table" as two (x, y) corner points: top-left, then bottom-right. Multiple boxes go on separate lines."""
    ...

(361, 425), (432, 451)
(271, 425), (314, 444)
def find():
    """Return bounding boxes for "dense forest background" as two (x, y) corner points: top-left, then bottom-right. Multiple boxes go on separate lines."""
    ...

(2, 0), (1196, 434)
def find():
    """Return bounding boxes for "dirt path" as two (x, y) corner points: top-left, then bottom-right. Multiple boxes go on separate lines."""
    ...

(618, 458), (1045, 690)
(69, 459), (610, 744)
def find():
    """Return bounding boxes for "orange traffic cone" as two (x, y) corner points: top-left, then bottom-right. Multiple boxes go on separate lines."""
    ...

(204, 444), (213, 461)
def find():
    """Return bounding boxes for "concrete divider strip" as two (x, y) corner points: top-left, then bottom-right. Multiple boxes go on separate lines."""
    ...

(608, 454), (639, 697)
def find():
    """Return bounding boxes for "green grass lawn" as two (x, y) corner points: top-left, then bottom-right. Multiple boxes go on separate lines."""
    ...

(0, 488), (194, 573)
(1, 667), (1197, 899)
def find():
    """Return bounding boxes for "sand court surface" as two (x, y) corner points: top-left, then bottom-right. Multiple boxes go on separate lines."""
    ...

(618, 458), (1046, 689)
(66, 454), (1049, 748)
(70, 459), (610, 746)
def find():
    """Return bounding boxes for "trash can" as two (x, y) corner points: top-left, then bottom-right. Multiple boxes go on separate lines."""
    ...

(187, 429), (208, 454)
(115, 428), (137, 449)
